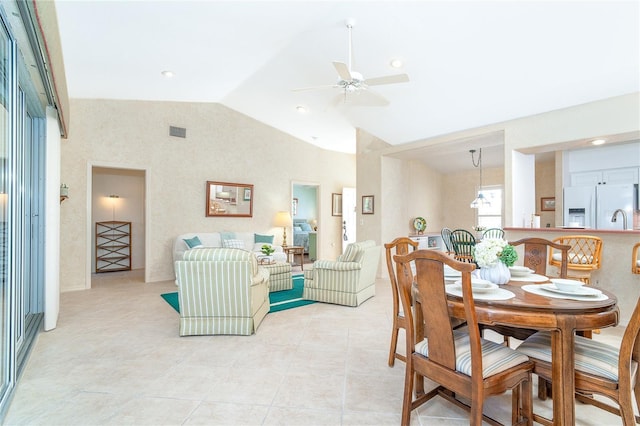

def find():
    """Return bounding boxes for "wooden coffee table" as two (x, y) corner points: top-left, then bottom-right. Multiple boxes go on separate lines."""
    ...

(284, 245), (305, 270)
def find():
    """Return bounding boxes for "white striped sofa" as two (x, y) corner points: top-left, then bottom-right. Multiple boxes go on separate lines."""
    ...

(303, 240), (381, 307)
(174, 248), (270, 336)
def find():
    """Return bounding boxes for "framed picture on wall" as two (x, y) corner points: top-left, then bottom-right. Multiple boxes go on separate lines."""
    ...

(292, 198), (298, 216)
(541, 197), (555, 211)
(332, 193), (342, 216)
(362, 195), (374, 214)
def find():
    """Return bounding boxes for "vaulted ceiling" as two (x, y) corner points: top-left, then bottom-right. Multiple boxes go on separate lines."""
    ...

(53, 1), (639, 172)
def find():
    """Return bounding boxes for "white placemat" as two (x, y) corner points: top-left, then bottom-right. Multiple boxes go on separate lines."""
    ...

(522, 284), (609, 301)
(509, 274), (549, 282)
(446, 284), (515, 300)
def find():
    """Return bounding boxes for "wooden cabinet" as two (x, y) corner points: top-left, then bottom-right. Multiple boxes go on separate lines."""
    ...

(308, 231), (317, 261)
(95, 221), (131, 273)
(410, 234), (442, 250)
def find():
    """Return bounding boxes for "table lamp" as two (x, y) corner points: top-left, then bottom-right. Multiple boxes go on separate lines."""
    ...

(274, 211), (292, 247)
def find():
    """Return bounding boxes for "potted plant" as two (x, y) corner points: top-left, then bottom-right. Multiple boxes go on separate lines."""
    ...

(260, 244), (275, 263)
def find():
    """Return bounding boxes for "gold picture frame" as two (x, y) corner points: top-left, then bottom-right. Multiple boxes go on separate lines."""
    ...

(206, 181), (253, 217)
(541, 197), (555, 212)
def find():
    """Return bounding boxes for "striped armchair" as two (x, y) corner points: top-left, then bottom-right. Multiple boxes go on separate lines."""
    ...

(174, 248), (270, 336)
(303, 240), (381, 307)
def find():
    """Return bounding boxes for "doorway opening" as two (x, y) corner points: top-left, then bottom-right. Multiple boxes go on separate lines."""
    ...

(292, 182), (320, 265)
(87, 164), (148, 287)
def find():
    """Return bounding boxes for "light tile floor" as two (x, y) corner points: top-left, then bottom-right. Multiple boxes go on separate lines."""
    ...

(3, 270), (629, 425)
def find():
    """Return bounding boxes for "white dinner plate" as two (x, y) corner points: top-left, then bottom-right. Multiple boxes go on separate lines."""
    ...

(509, 266), (534, 277)
(538, 283), (602, 297)
(449, 282), (499, 294)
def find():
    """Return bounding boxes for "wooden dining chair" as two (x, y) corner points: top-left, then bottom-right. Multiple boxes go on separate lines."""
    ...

(394, 249), (533, 426)
(516, 296), (640, 426)
(441, 227), (454, 254)
(449, 229), (477, 263)
(632, 243), (640, 274)
(548, 235), (603, 284)
(483, 228), (505, 239)
(384, 237), (418, 367)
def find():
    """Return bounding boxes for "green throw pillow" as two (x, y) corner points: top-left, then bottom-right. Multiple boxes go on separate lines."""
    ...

(255, 233), (274, 244)
(183, 236), (202, 249)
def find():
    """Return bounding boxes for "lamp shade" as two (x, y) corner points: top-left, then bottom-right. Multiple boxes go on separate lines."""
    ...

(274, 211), (292, 227)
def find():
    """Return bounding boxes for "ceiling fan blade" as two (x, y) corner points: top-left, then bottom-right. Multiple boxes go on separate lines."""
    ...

(333, 61), (352, 81)
(364, 73), (410, 86)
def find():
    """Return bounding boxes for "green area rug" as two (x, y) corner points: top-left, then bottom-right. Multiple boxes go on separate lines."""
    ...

(161, 274), (315, 314)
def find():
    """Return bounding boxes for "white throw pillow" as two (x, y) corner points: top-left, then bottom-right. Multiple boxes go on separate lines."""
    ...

(222, 239), (245, 249)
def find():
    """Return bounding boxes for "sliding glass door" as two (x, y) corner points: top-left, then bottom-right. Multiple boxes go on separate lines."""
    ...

(0, 17), (11, 406)
(0, 8), (45, 416)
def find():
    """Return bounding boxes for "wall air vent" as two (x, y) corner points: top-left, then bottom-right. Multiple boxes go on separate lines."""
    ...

(169, 126), (186, 138)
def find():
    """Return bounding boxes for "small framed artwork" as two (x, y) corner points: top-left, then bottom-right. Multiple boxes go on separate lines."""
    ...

(362, 195), (374, 214)
(292, 198), (298, 216)
(332, 193), (342, 216)
(541, 197), (555, 211)
(243, 187), (252, 201)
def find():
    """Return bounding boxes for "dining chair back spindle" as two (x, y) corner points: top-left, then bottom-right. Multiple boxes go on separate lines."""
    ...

(449, 229), (477, 263)
(482, 228), (505, 240)
(394, 249), (533, 426)
(384, 237), (418, 367)
(441, 227), (454, 254)
(517, 296), (640, 426)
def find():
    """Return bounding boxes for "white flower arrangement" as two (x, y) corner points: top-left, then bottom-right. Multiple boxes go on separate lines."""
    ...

(472, 238), (518, 268)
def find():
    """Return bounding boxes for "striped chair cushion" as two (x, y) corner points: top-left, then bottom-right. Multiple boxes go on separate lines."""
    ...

(516, 331), (623, 381)
(415, 330), (530, 378)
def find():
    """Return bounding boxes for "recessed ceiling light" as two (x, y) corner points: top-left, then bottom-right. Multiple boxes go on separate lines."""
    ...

(390, 58), (403, 68)
(161, 70), (174, 78)
(296, 105), (307, 113)
(591, 139), (606, 145)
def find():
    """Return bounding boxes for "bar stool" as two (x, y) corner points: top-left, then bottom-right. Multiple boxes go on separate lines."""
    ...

(548, 235), (603, 284)
(633, 243), (640, 274)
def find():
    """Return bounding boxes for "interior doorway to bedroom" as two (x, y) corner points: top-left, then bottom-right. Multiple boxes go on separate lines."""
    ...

(292, 182), (319, 267)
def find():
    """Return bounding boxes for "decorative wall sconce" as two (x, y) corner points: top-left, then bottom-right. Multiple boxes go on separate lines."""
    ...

(60, 184), (69, 203)
(108, 194), (120, 221)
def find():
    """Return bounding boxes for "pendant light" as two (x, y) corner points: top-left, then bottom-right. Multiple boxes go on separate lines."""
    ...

(469, 148), (491, 208)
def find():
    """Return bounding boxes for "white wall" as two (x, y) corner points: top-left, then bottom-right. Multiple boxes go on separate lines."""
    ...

(60, 99), (355, 290)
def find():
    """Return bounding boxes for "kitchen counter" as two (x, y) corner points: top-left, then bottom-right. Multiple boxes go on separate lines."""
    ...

(505, 227), (640, 235)
(504, 227), (640, 325)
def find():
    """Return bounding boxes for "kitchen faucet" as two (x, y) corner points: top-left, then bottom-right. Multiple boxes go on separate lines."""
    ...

(611, 209), (628, 229)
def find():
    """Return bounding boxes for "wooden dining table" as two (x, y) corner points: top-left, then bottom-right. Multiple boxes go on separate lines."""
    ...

(441, 279), (619, 425)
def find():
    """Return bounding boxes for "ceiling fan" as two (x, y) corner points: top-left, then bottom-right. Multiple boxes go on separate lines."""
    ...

(293, 19), (410, 106)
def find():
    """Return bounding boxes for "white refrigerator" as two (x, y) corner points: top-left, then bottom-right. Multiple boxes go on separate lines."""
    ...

(596, 184), (636, 230)
(563, 184), (636, 230)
